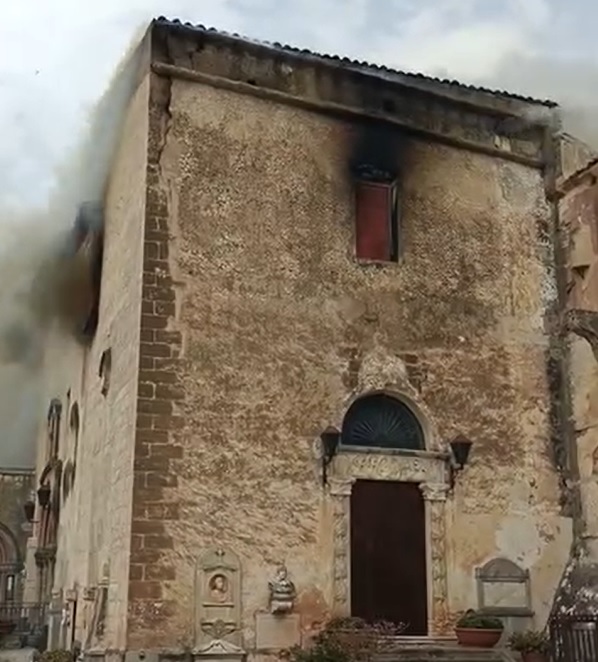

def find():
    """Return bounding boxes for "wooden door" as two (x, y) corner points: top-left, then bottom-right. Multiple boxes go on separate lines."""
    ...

(350, 480), (428, 635)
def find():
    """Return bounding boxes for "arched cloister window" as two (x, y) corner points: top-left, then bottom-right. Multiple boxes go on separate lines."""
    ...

(47, 398), (62, 460)
(0, 524), (20, 605)
(0, 524), (18, 566)
(70, 403), (80, 460)
(99, 348), (112, 396)
(341, 393), (425, 450)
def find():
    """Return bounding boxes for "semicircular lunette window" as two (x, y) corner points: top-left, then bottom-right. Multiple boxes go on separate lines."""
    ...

(341, 393), (425, 450)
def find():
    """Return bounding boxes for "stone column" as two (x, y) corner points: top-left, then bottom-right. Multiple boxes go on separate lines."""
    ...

(329, 478), (353, 615)
(420, 482), (450, 636)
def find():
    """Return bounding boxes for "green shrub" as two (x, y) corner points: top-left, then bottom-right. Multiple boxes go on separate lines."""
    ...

(284, 617), (406, 662)
(456, 610), (504, 630)
(38, 650), (73, 662)
(508, 629), (549, 653)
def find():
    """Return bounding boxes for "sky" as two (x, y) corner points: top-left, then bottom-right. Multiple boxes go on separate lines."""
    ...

(1, 0), (598, 206)
(0, 0), (597, 468)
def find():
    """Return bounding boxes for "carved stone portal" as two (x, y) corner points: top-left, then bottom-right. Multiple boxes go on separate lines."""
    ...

(196, 548), (242, 648)
(328, 450), (450, 636)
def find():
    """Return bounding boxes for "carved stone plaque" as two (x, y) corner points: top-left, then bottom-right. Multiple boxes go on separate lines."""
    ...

(476, 558), (532, 613)
(196, 548), (242, 646)
(333, 450), (446, 484)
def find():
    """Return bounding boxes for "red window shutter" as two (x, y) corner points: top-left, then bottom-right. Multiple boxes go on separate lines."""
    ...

(355, 181), (393, 261)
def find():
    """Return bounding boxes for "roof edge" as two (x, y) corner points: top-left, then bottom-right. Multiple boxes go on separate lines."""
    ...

(152, 17), (557, 111)
(557, 155), (598, 196)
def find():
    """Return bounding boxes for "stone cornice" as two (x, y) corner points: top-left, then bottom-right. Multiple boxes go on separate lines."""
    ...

(152, 62), (544, 168)
(150, 23), (549, 167)
(556, 159), (598, 198)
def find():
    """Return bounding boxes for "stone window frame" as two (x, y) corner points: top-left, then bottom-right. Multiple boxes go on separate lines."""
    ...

(326, 390), (451, 636)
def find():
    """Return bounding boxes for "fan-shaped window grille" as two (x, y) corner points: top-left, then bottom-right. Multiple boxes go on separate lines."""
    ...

(341, 393), (425, 450)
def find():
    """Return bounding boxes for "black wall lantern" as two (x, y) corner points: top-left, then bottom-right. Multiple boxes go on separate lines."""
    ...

(448, 434), (473, 489)
(37, 484), (51, 508)
(23, 499), (35, 522)
(320, 426), (341, 486)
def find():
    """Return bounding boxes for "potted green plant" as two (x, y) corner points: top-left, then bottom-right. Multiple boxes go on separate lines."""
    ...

(455, 609), (504, 648)
(508, 629), (550, 662)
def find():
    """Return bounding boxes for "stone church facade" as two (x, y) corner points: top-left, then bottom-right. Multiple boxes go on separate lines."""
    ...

(25, 17), (598, 660)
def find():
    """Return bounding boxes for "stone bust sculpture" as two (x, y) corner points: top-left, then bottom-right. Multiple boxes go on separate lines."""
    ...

(268, 564), (296, 614)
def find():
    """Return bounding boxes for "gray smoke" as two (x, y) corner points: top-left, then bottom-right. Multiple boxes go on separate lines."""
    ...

(0, 27), (145, 469)
(483, 52), (598, 153)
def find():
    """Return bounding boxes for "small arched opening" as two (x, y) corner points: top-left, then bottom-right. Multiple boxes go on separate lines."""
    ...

(341, 392), (425, 451)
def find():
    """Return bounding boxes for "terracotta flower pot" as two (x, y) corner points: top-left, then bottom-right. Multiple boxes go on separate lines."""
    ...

(521, 653), (547, 662)
(455, 627), (502, 648)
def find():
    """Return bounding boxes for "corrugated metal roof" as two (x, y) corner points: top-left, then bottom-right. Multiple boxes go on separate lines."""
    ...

(154, 16), (557, 108)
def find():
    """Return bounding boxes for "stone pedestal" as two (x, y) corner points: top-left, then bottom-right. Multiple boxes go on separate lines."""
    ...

(192, 638), (246, 662)
(255, 613), (301, 651)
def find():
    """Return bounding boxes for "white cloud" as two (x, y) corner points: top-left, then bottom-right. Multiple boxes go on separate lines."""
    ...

(0, 0), (595, 205)
(1, 0), (597, 468)
(365, 0), (551, 79)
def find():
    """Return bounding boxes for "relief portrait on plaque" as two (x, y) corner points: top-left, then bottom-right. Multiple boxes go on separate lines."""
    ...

(208, 573), (230, 604)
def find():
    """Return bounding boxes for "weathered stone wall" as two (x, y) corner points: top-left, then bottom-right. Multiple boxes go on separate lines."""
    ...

(559, 162), (598, 551)
(560, 133), (597, 182)
(129, 68), (570, 650)
(29, 71), (149, 651)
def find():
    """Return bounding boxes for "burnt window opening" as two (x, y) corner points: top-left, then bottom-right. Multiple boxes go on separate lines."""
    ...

(81, 235), (104, 339)
(353, 165), (400, 263)
(72, 202), (104, 342)
(99, 349), (112, 396)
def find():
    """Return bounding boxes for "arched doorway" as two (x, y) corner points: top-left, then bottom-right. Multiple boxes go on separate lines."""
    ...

(341, 393), (428, 635)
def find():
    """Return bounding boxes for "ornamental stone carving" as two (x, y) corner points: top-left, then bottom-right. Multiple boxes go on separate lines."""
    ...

(328, 477), (354, 497)
(268, 565), (296, 614)
(333, 450), (446, 484)
(428, 496), (449, 633)
(328, 451), (450, 632)
(420, 482), (449, 502)
(196, 547), (242, 646)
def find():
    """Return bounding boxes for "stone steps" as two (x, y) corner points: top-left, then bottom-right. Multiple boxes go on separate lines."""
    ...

(376, 651), (514, 662)
(374, 640), (516, 662)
